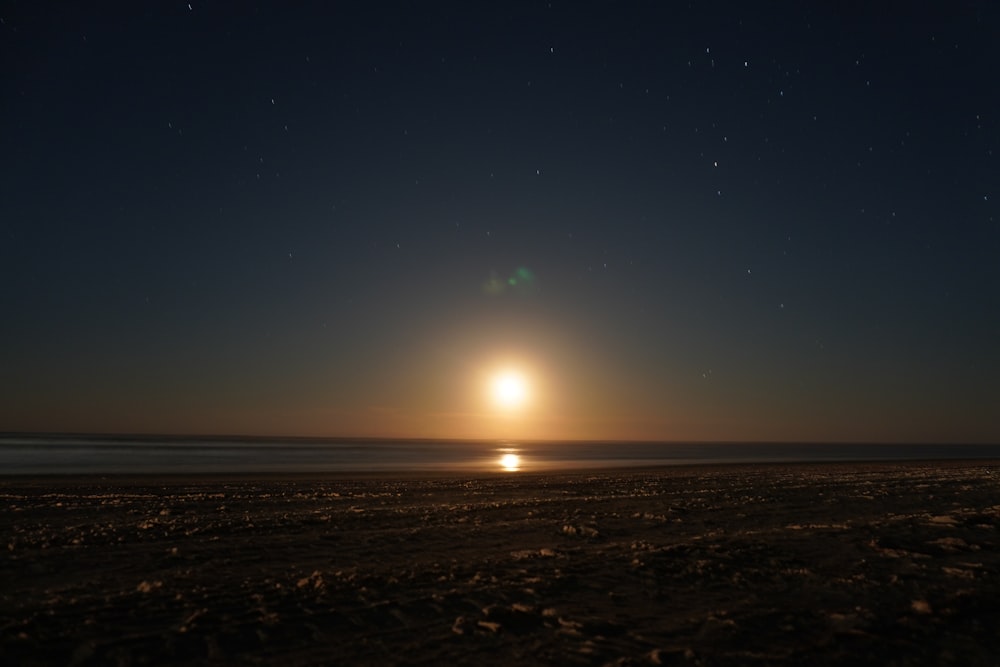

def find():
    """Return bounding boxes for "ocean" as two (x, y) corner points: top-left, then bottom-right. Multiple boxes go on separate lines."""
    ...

(1, 436), (998, 475)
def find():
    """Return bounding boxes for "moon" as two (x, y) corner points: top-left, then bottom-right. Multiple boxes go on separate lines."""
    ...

(491, 371), (529, 409)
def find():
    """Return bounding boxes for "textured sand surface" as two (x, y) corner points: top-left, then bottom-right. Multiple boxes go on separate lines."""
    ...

(2, 461), (999, 665)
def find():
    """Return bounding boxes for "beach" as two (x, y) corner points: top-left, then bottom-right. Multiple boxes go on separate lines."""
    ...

(2, 460), (999, 665)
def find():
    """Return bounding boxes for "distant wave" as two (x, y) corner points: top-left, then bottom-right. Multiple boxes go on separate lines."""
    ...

(1, 437), (998, 475)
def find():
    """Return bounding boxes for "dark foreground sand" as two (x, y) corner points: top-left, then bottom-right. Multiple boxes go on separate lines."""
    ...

(2, 461), (999, 666)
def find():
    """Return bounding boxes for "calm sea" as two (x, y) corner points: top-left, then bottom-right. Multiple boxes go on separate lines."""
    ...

(1, 436), (998, 475)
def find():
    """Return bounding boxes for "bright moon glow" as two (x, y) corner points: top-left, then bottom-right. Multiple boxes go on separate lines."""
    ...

(491, 371), (529, 409)
(499, 453), (521, 471)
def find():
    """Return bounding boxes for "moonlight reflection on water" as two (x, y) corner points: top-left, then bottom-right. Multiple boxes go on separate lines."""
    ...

(499, 451), (522, 472)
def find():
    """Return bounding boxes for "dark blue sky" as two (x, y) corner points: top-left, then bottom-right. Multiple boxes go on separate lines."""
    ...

(2, 1), (997, 442)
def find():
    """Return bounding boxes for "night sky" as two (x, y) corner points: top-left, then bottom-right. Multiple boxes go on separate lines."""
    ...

(2, 2), (997, 443)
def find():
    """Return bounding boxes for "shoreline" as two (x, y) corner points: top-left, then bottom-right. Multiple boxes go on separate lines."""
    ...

(2, 456), (999, 483)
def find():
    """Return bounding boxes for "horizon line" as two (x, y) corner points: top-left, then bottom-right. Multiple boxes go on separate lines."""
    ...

(1, 431), (997, 448)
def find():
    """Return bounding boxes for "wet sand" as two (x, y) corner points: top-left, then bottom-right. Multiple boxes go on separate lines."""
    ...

(2, 460), (999, 665)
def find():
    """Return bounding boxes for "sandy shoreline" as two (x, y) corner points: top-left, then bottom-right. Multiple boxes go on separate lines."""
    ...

(2, 460), (999, 665)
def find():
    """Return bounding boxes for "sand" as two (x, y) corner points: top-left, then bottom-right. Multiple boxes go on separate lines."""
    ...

(2, 460), (999, 666)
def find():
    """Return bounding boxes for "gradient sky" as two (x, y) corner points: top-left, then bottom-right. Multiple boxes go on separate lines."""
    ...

(2, 2), (997, 443)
